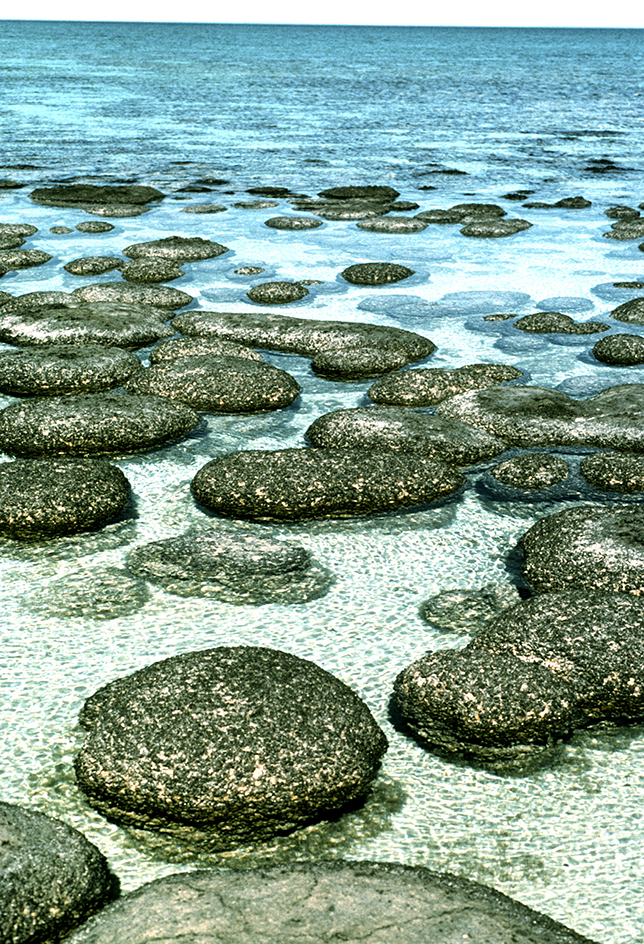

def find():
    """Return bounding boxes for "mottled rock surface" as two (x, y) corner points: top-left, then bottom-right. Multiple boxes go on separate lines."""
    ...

(0, 457), (131, 539)
(0, 301), (174, 348)
(610, 298), (644, 324)
(64, 860), (597, 944)
(125, 355), (300, 412)
(122, 235), (228, 262)
(580, 451), (644, 492)
(368, 363), (522, 406)
(520, 504), (644, 594)
(394, 590), (644, 766)
(435, 383), (644, 452)
(247, 281), (309, 304)
(149, 336), (263, 364)
(74, 646), (387, 843)
(72, 281), (192, 310)
(341, 262), (415, 285)
(0, 391), (199, 457)
(514, 312), (608, 334)
(0, 801), (117, 944)
(172, 309), (435, 376)
(120, 259), (184, 283)
(127, 528), (334, 604)
(306, 408), (507, 465)
(23, 566), (149, 619)
(460, 218), (532, 238)
(64, 257), (124, 277)
(30, 184), (164, 207)
(0, 249), (52, 270)
(593, 333), (644, 364)
(357, 216), (427, 234)
(0, 344), (142, 396)
(191, 447), (464, 521)
(490, 452), (570, 488)
(76, 221), (115, 234)
(264, 216), (323, 230)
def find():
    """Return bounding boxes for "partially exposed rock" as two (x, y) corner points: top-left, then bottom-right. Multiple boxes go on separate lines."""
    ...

(341, 262), (415, 285)
(63, 860), (597, 944)
(0, 391), (200, 458)
(368, 363), (522, 407)
(306, 407), (506, 465)
(520, 504), (644, 594)
(64, 257), (125, 277)
(247, 281), (309, 304)
(593, 333), (644, 365)
(514, 312), (608, 334)
(72, 281), (192, 310)
(172, 309), (435, 376)
(436, 384), (644, 452)
(490, 453), (570, 488)
(0, 801), (117, 944)
(74, 646), (387, 843)
(30, 184), (164, 207)
(0, 344), (142, 395)
(191, 448), (464, 521)
(122, 235), (228, 262)
(0, 301), (174, 348)
(0, 457), (131, 538)
(125, 355), (300, 413)
(580, 451), (644, 492)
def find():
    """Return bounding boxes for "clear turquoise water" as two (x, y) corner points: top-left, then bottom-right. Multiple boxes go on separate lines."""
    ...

(1, 21), (644, 943)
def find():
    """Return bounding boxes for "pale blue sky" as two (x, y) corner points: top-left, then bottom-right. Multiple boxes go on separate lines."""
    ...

(6, 0), (644, 28)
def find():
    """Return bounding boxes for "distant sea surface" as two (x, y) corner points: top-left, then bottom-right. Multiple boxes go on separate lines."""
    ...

(0, 21), (643, 193)
(1, 21), (644, 944)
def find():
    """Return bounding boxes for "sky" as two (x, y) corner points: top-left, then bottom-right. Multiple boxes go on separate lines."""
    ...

(5, 0), (644, 28)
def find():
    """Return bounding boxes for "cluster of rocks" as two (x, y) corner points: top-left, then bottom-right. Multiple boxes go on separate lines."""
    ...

(172, 308), (435, 379)
(415, 202), (532, 238)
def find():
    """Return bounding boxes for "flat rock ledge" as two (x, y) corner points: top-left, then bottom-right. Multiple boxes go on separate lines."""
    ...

(520, 504), (644, 594)
(0, 457), (130, 538)
(126, 527), (334, 604)
(74, 646), (387, 845)
(306, 408), (507, 465)
(63, 860), (598, 944)
(172, 309), (435, 379)
(393, 590), (644, 769)
(30, 184), (164, 209)
(0, 344), (142, 396)
(191, 447), (464, 521)
(0, 298), (174, 349)
(436, 383), (644, 452)
(125, 354), (300, 413)
(368, 363), (523, 406)
(0, 391), (200, 458)
(0, 801), (118, 944)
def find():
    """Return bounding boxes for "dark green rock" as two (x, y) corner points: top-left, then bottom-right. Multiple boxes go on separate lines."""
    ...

(74, 646), (387, 844)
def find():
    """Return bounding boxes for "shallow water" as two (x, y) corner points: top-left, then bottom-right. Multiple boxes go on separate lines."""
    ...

(1, 20), (644, 943)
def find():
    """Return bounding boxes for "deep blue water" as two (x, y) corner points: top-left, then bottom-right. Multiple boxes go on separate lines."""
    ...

(1, 21), (644, 944)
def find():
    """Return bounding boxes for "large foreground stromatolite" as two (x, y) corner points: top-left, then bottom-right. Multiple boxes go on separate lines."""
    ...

(393, 590), (644, 767)
(63, 861), (598, 944)
(74, 646), (388, 845)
